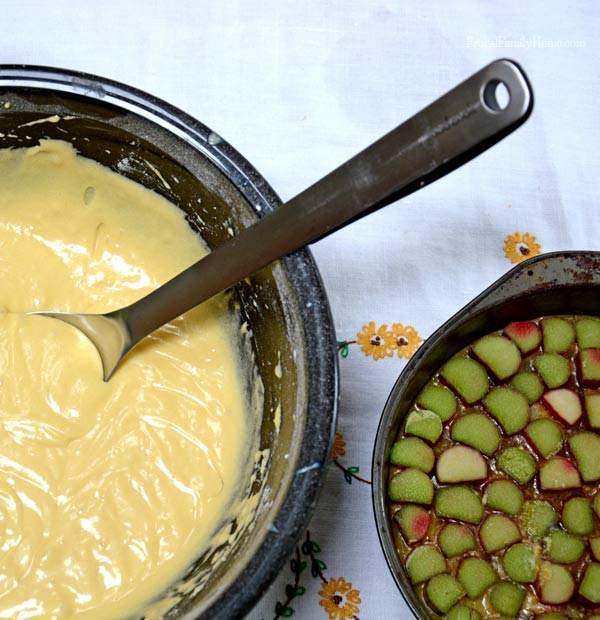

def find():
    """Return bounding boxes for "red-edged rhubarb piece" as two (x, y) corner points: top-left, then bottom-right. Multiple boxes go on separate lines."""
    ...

(579, 348), (600, 387)
(539, 457), (581, 490)
(505, 321), (542, 353)
(542, 389), (582, 425)
(436, 445), (487, 483)
(395, 505), (431, 543)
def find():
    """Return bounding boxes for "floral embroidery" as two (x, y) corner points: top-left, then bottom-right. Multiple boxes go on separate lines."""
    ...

(332, 431), (346, 459)
(319, 578), (362, 620)
(504, 231), (541, 264)
(390, 323), (422, 358)
(356, 321), (393, 360)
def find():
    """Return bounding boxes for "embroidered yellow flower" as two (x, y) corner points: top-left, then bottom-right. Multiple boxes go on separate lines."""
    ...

(356, 321), (393, 360)
(390, 323), (421, 358)
(332, 431), (346, 459)
(319, 578), (361, 620)
(504, 232), (541, 264)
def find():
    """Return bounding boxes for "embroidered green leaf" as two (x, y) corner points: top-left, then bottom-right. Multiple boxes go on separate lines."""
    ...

(348, 466), (360, 474)
(311, 541), (321, 553)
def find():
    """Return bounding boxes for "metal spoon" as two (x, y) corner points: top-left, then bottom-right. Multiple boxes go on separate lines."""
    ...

(37, 59), (533, 380)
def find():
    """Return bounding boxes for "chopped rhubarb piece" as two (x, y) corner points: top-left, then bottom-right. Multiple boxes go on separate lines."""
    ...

(394, 505), (431, 543)
(505, 321), (542, 353)
(416, 382), (457, 421)
(484, 479), (523, 515)
(521, 500), (558, 538)
(595, 493), (600, 519)
(480, 514), (521, 553)
(538, 561), (575, 604)
(568, 431), (600, 481)
(436, 446), (487, 483)
(497, 447), (536, 485)
(405, 409), (443, 443)
(525, 419), (563, 458)
(389, 437), (435, 472)
(539, 457), (581, 490)
(536, 615), (569, 620)
(438, 523), (476, 558)
(562, 497), (594, 535)
(457, 557), (497, 598)
(440, 356), (489, 404)
(545, 529), (586, 564)
(450, 413), (500, 456)
(591, 537), (600, 561)
(542, 317), (575, 353)
(584, 390), (600, 428)
(426, 574), (465, 613)
(575, 316), (600, 349)
(435, 486), (484, 524)
(510, 371), (544, 404)
(483, 387), (529, 435)
(579, 563), (600, 603)
(447, 604), (481, 620)
(579, 348), (600, 387)
(542, 389), (582, 425)
(489, 582), (526, 617)
(388, 468), (434, 504)
(503, 542), (539, 583)
(534, 353), (571, 388)
(405, 545), (446, 584)
(472, 335), (521, 380)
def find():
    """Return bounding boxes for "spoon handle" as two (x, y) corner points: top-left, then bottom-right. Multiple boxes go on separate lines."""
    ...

(123, 59), (533, 344)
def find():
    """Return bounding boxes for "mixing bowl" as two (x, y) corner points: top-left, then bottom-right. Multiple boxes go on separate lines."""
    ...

(0, 65), (338, 619)
(372, 250), (600, 618)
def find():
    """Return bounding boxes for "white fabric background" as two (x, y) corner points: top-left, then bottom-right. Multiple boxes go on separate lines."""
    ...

(2, 1), (599, 618)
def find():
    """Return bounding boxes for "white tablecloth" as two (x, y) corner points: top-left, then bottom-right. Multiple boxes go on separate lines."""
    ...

(3, 1), (600, 618)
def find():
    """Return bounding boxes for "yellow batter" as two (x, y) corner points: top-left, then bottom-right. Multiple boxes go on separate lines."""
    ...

(0, 140), (248, 619)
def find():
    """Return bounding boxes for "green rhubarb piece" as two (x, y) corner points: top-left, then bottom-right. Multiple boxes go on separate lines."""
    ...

(579, 348), (600, 386)
(562, 497), (594, 535)
(436, 445), (487, 483)
(457, 557), (497, 598)
(536, 616), (568, 620)
(579, 563), (600, 603)
(510, 372), (544, 404)
(389, 437), (434, 472)
(480, 514), (521, 553)
(539, 561), (575, 604)
(595, 493), (600, 518)
(417, 383), (457, 422)
(545, 529), (586, 563)
(435, 486), (484, 524)
(472, 335), (521, 380)
(534, 353), (571, 388)
(483, 387), (529, 435)
(539, 457), (581, 490)
(568, 431), (600, 481)
(447, 604), (481, 620)
(388, 468), (434, 504)
(525, 419), (563, 457)
(584, 390), (600, 428)
(497, 447), (536, 485)
(440, 356), (489, 404)
(451, 413), (500, 456)
(405, 409), (443, 443)
(521, 500), (558, 538)
(591, 537), (600, 561)
(502, 542), (538, 583)
(438, 524), (476, 558)
(426, 574), (465, 613)
(542, 317), (575, 353)
(405, 545), (447, 584)
(575, 316), (600, 349)
(489, 582), (526, 617)
(484, 480), (523, 515)
(394, 505), (431, 543)
(505, 321), (542, 353)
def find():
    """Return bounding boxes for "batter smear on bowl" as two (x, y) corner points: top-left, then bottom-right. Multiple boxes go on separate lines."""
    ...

(0, 140), (250, 619)
(387, 316), (600, 618)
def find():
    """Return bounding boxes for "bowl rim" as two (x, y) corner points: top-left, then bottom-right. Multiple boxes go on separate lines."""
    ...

(0, 64), (339, 619)
(371, 250), (600, 619)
